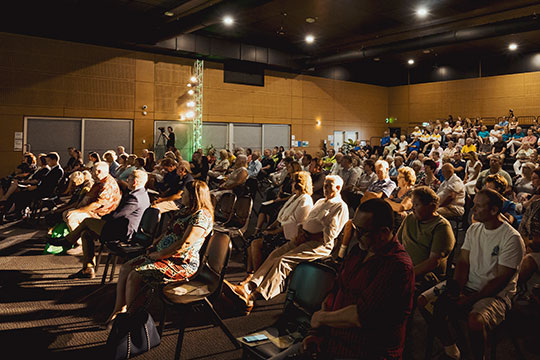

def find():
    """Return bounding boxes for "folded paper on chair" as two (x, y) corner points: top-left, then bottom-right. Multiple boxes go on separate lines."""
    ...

(165, 283), (210, 296)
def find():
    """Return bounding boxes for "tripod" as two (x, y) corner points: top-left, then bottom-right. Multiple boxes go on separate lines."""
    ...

(156, 130), (168, 159)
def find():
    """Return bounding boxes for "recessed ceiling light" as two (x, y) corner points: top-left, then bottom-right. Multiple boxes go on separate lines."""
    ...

(305, 17), (317, 23)
(423, 49), (431, 54)
(164, 11), (174, 17)
(188, 89), (194, 95)
(408, 59), (415, 65)
(416, 7), (428, 17)
(190, 76), (197, 83)
(305, 34), (315, 44)
(223, 16), (234, 26)
(187, 101), (195, 108)
(509, 43), (518, 51)
(373, 57), (380, 61)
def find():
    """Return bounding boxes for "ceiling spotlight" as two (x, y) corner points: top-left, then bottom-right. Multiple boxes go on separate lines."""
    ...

(423, 49), (431, 54)
(373, 57), (380, 62)
(188, 89), (194, 95)
(223, 16), (234, 26)
(187, 101), (195, 108)
(509, 43), (518, 51)
(416, 7), (428, 17)
(408, 59), (415, 65)
(164, 11), (174, 17)
(190, 76), (197, 83)
(185, 110), (195, 119)
(305, 17), (317, 23)
(187, 83), (192, 88)
(305, 34), (315, 44)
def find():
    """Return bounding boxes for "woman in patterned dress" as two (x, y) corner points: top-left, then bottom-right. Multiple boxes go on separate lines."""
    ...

(107, 180), (214, 322)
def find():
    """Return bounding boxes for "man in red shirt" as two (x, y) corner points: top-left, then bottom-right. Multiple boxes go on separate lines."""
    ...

(303, 198), (415, 359)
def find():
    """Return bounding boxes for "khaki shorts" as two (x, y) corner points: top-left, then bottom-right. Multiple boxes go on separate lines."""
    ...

(420, 281), (508, 329)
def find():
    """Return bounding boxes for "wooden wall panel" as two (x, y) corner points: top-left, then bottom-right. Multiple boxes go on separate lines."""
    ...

(0, 32), (390, 173)
(389, 71), (540, 132)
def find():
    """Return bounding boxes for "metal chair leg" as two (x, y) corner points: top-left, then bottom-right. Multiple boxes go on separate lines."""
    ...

(109, 255), (118, 282)
(101, 253), (112, 285)
(95, 243), (105, 272)
(205, 298), (240, 349)
(158, 305), (167, 337)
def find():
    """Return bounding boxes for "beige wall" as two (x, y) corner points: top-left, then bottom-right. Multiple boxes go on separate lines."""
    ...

(0, 32), (389, 176)
(388, 72), (540, 130)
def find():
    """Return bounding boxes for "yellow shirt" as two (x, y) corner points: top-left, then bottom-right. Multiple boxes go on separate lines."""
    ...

(461, 144), (477, 153)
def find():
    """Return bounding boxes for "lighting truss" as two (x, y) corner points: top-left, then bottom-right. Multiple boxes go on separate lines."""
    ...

(192, 59), (204, 154)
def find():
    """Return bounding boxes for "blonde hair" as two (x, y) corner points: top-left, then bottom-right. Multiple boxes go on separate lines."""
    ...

(293, 171), (313, 196)
(186, 180), (214, 220)
(398, 166), (416, 186)
(69, 171), (84, 186)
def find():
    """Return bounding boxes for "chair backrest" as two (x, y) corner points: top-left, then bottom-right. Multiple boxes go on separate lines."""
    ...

(285, 261), (337, 314)
(226, 196), (252, 230)
(132, 207), (161, 247)
(196, 233), (232, 299)
(214, 192), (236, 223)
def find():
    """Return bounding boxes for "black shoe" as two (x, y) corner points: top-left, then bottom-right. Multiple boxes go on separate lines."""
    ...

(48, 237), (71, 247)
(68, 268), (95, 279)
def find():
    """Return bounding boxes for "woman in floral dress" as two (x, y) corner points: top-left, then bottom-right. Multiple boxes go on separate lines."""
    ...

(108, 180), (213, 322)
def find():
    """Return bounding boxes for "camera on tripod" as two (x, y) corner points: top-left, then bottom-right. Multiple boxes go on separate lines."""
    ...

(158, 127), (165, 133)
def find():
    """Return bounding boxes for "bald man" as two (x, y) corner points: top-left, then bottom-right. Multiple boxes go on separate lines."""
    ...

(437, 164), (466, 219)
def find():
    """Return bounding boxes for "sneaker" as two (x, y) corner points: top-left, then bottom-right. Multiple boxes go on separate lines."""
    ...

(68, 268), (95, 279)
(66, 243), (83, 256)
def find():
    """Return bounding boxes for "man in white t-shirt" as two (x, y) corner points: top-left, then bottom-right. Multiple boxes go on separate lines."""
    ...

(419, 188), (524, 360)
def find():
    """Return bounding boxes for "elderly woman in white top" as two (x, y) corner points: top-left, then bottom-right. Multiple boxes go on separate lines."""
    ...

(207, 149), (230, 181)
(225, 175), (348, 311)
(244, 171), (313, 278)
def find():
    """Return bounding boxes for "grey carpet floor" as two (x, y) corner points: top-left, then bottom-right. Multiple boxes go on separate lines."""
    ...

(1, 218), (540, 360)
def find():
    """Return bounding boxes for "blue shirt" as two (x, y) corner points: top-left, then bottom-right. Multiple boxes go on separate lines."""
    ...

(367, 178), (397, 198)
(381, 136), (391, 146)
(502, 133), (512, 142)
(408, 140), (420, 152)
(247, 160), (262, 178)
(513, 132), (525, 139)
(498, 120), (509, 127)
(478, 131), (490, 138)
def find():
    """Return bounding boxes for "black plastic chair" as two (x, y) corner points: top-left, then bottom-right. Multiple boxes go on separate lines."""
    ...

(159, 233), (240, 360)
(214, 192), (237, 225)
(97, 207), (160, 284)
(214, 195), (253, 249)
(241, 261), (337, 359)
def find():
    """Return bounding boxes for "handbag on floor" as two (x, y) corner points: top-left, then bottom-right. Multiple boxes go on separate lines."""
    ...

(105, 310), (161, 359)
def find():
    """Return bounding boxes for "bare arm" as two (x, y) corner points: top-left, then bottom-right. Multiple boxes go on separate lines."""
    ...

(150, 224), (206, 259)
(453, 249), (470, 291)
(460, 264), (516, 306)
(414, 251), (449, 277)
(310, 305), (361, 329)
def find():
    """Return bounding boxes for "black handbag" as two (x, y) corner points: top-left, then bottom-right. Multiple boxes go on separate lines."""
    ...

(106, 310), (161, 359)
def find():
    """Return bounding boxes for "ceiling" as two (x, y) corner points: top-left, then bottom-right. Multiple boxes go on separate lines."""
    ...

(5, 0), (540, 85)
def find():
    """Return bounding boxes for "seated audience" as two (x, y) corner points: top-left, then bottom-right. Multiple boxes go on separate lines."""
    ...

(4, 152), (64, 221)
(103, 150), (119, 178)
(397, 187), (455, 282)
(299, 199), (414, 359)
(245, 171), (313, 275)
(484, 174), (519, 228)
(62, 162), (121, 253)
(361, 159), (397, 203)
(211, 154), (249, 201)
(107, 180), (213, 324)
(463, 151), (483, 195)
(520, 168), (540, 211)
(385, 166), (415, 232)
(475, 155), (512, 192)
(49, 170), (150, 279)
(152, 160), (193, 213)
(513, 162), (536, 203)
(144, 151), (156, 172)
(507, 126), (525, 155)
(190, 151), (209, 181)
(225, 175), (348, 310)
(437, 164), (466, 219)
(246, 151), (262, 179)
(0, 154), (49, 202)
(417, 159), (441, 192)
(254, 160), (301, 232)
(418, 189), (525, 360)
(207, 149), (230, 181)
(513, 142), (534, 176)
(309, 157), (326, 202)
(450, 151), (466, 180)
